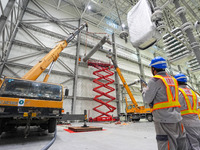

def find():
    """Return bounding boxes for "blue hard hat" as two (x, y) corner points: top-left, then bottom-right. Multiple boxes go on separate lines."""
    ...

(174, 73), (187, 82)
(149, 56), (167, 69)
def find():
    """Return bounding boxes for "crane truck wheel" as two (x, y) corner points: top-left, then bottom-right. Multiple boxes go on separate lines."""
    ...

(4, 124), (16, 132)
(132, 118), (140, 122)
(0, 119), (7, 135)
(147, 114), (153, 122)
(127, 116), (132, 122)
(0, 119), (3, 135)
(40, 124), (48, 130)
(48, 118), (56, 133)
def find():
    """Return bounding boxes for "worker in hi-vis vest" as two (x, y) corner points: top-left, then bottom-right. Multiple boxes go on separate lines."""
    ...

(174, 73), (200, 150)
(142, 56), (188, 150)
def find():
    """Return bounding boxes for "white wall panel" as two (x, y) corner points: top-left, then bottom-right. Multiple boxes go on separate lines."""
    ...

(63, 98), (72, 114)
(4, 0), (199, 119)
(144, 66), (152, 77)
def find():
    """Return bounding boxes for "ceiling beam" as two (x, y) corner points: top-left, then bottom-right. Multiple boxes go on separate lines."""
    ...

(57, 0), (62, 10)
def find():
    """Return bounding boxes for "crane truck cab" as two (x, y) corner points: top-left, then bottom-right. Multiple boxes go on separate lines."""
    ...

(125, 97), (153, 122)
(126, 104), (152, 122)
(0, 77), (65, 135)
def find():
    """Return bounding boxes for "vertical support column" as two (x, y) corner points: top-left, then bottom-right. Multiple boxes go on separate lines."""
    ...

(121, 86), (125, 113)
(174, 0), (200, 66)
(178, 65), (182, 73)
(136, 49), (145, 80)
(194, 75), (200, 92)
(153, 52), (157, 58)
(186, 69), (194, 89)
(136, 49), (146, 108)
(112, 33), (121, 116)
(0, 0), (30, 76)
(71, 19), (81, 114)
(167, 60), (173, 76)
(0, 0), (15, 34)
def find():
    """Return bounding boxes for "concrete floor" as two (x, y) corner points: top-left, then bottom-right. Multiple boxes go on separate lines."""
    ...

(0, 119), (157, 150)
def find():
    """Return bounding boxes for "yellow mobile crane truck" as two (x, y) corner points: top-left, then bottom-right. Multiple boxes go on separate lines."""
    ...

(107, 53), (153, 122)
(0, 23), (88, 135)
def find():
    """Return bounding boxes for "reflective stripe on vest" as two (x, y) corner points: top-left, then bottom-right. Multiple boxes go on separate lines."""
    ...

(152, 75), (181, 111)
(179, 88), (198, 115)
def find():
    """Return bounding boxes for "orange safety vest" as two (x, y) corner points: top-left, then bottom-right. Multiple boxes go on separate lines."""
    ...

(179, 88), (198, 115)
(152, 74), (181, 111)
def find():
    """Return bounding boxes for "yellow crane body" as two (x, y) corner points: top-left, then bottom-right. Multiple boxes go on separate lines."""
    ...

(108, 54), (153, 122)
(0, 23), (88, 135)
(22, 41), (68, 81)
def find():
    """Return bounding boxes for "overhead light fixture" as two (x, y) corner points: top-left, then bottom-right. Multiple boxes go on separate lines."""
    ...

(122, 24), (125, 28)
(88, 5), (91, 10)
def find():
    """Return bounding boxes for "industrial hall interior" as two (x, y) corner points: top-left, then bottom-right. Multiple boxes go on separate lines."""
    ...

(1, 0), (200, 149)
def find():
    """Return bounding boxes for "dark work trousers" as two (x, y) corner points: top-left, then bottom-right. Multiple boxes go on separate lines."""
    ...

(185, 126), (200, 150)
(154, 121), (188, 150)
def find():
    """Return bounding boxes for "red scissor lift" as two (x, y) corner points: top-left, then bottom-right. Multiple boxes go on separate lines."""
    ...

(88, 60), (117, 122)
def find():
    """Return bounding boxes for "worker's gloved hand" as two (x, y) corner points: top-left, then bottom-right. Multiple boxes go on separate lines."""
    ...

(141, 82), (147, 87)
(142, 85), (148, 91)
(141, 86), (149, 94)
(149, 103), (153, 108)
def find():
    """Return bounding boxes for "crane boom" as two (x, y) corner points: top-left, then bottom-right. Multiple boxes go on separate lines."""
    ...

(107, 52), (153, 122)
(22, 22), (88, 81)
(107, 53), (138, 107)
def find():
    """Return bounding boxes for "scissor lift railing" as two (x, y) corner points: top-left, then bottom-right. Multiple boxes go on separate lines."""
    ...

(88, 60), (116, 122)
